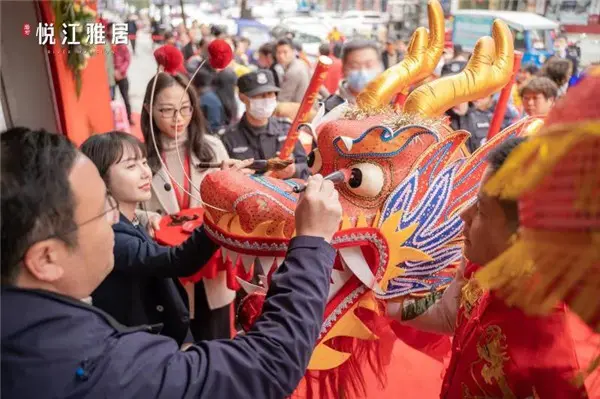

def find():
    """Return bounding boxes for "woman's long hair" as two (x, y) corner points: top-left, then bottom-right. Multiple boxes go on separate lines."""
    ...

(214, 68), (239, 125)
(141, 72), (215, 173)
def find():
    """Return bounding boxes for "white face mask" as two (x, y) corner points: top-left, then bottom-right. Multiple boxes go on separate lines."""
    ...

(248, 97), (277, 119)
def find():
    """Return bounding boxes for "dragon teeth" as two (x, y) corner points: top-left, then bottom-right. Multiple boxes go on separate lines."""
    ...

(338, 247), (384, 295)
(258, 256), (275, 275)
(239, 254), (255, 273)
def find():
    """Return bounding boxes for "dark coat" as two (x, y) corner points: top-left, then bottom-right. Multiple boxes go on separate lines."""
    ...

(1, 236), (336, 399)
(91, 214), (219, 345)
(222, 116), (310, 179)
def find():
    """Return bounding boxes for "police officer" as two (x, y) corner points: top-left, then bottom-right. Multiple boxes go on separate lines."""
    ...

(222, 70), (309, 180)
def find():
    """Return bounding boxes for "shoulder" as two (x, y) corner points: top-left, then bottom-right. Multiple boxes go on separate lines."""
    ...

(222, 123), (243, 141)
(203, 134), (229, 160)
(271, 117), (292, 133)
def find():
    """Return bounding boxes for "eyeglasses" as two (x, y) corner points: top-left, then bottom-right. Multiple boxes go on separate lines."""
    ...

(155, 106), (194, 120)
(15, 194), (119, 265)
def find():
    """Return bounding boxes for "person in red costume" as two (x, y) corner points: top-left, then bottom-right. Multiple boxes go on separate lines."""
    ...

(389, 137), (588, 398)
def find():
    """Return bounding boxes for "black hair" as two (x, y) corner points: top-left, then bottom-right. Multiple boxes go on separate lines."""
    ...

(258, 42), (275, 57)
(486, 137), (528, 230)
(141, 72), (215, 173)
(164, 31), (175, 41)
(1, 128), (79, 283)
(541, 57), (573, 87)
(487, 137), (527, 173)
(214, 68), (239, 124)
(333, 41), (343, 59)
(319, 43), (331, 56)
(211, 25), (224, 37)
(80, 131), (146, 183)
(341, 40), (379, 64)
(276, 38), (294, 49)
(192, 63), (216, 90)
(522, 63), (539, 76)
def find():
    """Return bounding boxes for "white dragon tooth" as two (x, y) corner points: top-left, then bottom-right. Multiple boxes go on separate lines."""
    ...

(340, 136), (353, 151)
(240, 254), (255, 273)
(275, 257), (284, 269)
(328, 266), (353, 301)
(258, 256), (275, 275)
(221, 247), (229, 263)
(236, 277), (264, 294)
(338, 247), (385, 295)
(228, 250), (240, 265)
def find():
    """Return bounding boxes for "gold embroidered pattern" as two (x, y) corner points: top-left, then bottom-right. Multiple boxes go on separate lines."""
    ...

(460, 277), (484, 319)
(465, 325), (517, 399)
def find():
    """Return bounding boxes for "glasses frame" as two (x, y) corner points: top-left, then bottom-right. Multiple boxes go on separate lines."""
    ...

(154, 105), (194, 120)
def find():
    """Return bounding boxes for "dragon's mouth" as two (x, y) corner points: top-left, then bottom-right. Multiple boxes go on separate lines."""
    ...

(203, 212), (389, 299)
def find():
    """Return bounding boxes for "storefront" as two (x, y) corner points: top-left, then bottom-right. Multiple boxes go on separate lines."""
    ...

(0, 0), (113, 143)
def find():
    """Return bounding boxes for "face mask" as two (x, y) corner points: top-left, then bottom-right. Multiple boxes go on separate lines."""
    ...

(347, 68), (380, 92)
(248, 97), (277, 119)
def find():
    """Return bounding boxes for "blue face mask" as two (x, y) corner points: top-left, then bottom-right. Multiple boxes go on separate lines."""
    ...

(347, 68), (380, 92)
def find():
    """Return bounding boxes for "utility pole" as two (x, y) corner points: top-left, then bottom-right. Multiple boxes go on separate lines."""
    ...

(179, 0), (188, 28)
(240, 0), (253, 19)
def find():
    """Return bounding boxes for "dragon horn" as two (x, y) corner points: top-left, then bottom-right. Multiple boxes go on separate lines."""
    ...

(403, 19), (514, 117)
(356, 0), (444, 109)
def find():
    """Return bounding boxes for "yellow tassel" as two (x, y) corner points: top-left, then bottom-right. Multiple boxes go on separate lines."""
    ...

(483, 126), (600, 216)
(476, 230), (600, 327)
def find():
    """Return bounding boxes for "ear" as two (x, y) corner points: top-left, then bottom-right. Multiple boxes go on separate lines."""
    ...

(22, 239), (67, 283)
(143, 103), (150, 114)
(239, 93), (249, 104)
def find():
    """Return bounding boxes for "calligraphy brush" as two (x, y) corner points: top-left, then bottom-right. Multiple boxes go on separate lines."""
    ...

(195, 158), (294, 172)
(292, 169), (351, 193)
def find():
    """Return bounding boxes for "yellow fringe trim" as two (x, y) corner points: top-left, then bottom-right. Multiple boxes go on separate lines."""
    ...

(484, 123), (600, 215)
(475, 230), (600, 328)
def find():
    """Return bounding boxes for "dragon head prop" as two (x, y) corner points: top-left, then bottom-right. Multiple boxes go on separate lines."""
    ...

(199, 2), (533, 394)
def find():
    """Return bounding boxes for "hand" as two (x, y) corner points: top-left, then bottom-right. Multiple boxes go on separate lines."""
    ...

(271, 162), (296, 180)
(114, 70), (124, 81)
(220, 158), (255, 175)
(295, 174), (342, 243)
(147, 213), (162, 238)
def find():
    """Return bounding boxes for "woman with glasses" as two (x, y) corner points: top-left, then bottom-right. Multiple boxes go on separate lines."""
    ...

(80, 132), (250, 346)
(139, 71), (245, 342)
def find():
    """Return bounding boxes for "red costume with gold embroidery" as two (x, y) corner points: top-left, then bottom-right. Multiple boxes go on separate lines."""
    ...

(442, 262), (587, 398)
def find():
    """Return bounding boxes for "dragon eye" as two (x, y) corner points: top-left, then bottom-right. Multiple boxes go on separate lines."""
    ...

(345, 163), (385, 197)
(308, 149), (322, 174)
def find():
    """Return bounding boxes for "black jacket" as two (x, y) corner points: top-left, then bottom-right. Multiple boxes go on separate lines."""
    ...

(222, 115), (310, 179)
(1, 236), (336, 399)
(91, 214), (219, 345)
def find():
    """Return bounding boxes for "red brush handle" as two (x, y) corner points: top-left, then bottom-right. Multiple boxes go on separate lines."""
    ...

(278, 56), (333, 160)
(488, 51), (523, 140)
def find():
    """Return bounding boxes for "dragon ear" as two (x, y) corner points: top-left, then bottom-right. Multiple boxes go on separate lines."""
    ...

(356, 0), (445, 109)
(403, 19), (514, 117)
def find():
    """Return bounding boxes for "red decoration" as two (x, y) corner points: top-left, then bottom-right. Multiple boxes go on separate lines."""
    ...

(237, 291), (266, 332)
(153, 45), (185, 75)
(207, 39), (233, 69)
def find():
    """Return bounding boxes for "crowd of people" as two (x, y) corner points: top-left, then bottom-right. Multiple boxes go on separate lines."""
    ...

(2, 12), (598, 399)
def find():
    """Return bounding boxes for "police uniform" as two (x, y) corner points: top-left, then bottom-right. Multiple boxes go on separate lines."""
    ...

(221, 70), (310, 179)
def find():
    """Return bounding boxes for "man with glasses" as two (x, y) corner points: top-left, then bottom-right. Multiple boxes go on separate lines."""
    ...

(1, 127), (342, 398)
